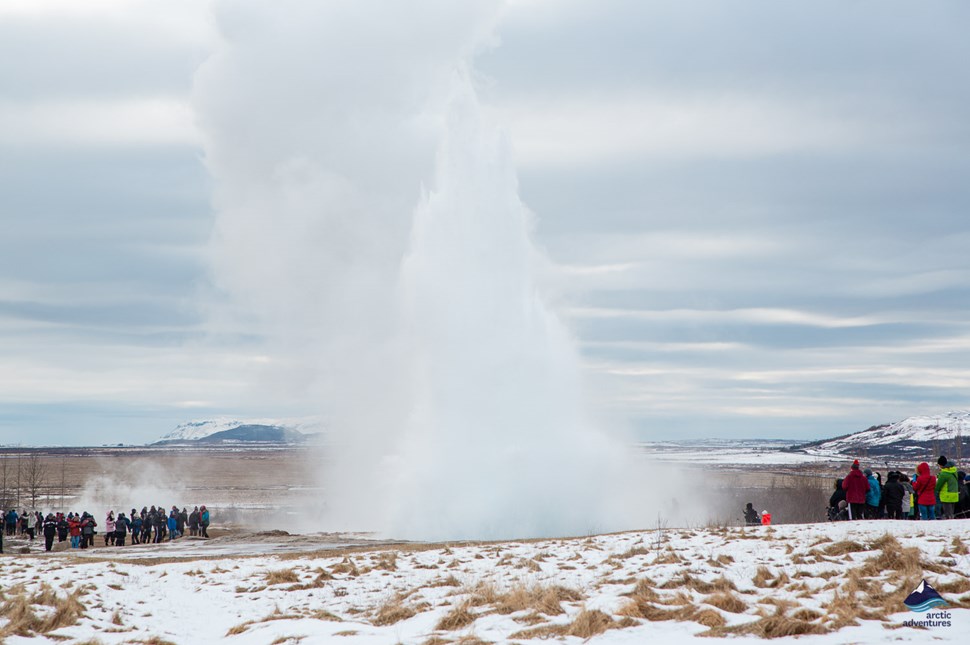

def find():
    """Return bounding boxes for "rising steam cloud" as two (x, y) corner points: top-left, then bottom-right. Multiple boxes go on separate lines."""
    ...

(194, 0), (647, 540)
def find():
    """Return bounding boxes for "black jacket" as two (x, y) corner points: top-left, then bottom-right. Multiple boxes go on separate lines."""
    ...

(882, 480), (905, 508)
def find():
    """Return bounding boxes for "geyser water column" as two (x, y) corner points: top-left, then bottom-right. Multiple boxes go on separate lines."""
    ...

(392, 76), (627, 540)
(194, 0), (636, 539)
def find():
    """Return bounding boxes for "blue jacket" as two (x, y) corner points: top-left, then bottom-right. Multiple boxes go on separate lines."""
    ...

(167, 515), (177, 532)
(866, 475), (881, 506)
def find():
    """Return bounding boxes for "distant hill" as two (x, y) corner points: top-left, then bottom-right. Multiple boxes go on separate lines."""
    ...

(791, 411), (970, 460)
(153, 417), (322, 445)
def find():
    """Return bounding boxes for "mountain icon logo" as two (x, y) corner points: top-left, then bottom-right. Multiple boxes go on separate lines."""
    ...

(903, 579), (948, 612)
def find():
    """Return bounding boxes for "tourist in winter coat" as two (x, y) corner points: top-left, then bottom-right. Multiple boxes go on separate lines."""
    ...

(882, 472), (905, 519)
(200, 505), (210, 538)
(4, 509), (17, 536)
(105, 512), (116, 546)
(115, 513), (130, 546)
(828, 479), (846, 516)
(80, 513), (96, 548)
(177, 508), (188, 536)
(167, 511), (178, 541)
(68, 514), (81, 548)
(43, 513), (57, 552)
(140, 508), (151, 544)
(914, 462), (938, 520)
(189, 507), (199, 536)
(56, 513), (68, 542)
(842, 460), (870, 520)
(958, 472), (970, 518)
(900, 475), (915, 518)
(131, 514), (143, 545)
(863, 469), (881, 518)
(935, 456), (959, 519)
(743, 503), (760, 526)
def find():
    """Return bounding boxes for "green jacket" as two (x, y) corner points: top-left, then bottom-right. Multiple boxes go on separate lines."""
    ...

(936, 466), (960, 503)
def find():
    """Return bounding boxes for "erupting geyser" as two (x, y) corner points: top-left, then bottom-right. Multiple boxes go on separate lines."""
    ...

(195, 0), (638, 540)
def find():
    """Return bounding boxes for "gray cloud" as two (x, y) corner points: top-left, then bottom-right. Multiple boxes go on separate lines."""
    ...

(2, 0), (969, 446)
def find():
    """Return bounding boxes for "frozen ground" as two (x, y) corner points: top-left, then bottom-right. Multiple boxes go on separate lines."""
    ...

(2, 520), (968, 644)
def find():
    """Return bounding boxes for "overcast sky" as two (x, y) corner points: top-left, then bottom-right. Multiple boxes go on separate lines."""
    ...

(2, 0), (969, 446)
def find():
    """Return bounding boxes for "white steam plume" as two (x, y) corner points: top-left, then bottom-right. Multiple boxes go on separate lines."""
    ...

(194, 0), (651, 539)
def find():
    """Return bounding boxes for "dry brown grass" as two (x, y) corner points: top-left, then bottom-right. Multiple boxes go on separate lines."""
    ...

(618, 545), (650, 559)
(952, 536), (969, 556)
(752, 566), (790, 589)
(491, 584), (583, 616)
(703, 592), (748, 614)
(264, 568), (301, 585)
(857, 534), (946, 577)
(373, 551), (398, 571)
(618, 599), (698, 623)
(509, 608), (619, 640)
(820, 540), (868, 556)
(937, 578), (970, 594)
(372, 595), (422, 626)
(566, 608), (615, 638)
(702, 615), (829, 639)
(435, 601), (476, 631)
(0, 584), (86, 638)
(226, 611), (304, 636)
(330, 557), (360, 577)
(426, 574), (462, 588)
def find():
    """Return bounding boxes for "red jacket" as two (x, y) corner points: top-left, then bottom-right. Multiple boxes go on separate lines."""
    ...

(913, 462), (937, 506)
(842, 467), (870, 504)
(68, 518), (81, 537)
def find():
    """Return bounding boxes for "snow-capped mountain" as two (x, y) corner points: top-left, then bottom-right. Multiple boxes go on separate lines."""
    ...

(154, 417), (323, 444)
(794, 410), (970, 458)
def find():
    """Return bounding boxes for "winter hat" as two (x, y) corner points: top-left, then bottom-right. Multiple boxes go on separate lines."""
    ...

(864, 468), (872, 476)
(852, 459), (860, 469)
(762, 510), (769, 514)
(937, 455), (948, 467)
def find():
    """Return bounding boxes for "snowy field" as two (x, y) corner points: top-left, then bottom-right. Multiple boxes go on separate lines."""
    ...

(2, 520), (969, 644)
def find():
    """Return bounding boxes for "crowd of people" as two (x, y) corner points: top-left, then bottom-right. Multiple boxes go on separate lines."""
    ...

(2, 504), (210, 553)
(827, 455), (968, 521)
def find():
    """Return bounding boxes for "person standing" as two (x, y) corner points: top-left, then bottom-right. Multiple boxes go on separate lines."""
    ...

(200, 505), (210, 538)
(167, 510), (177, 541)
(4, 509), (16, 536)
(189, 507), (199, 536)
(863, 469), (881, 518)
(68, 513), (81, 548)
(42, 513), (57, 551)
(131, 513), (142, 545)
(56, 513), (68, 542)
(842, 460), (870, 520)
(936, 456), (959, 519)
(115, 512), (130, 546)
(104, 512), (116, 546)
(882, 471), (905, 519)
(914, 462), (938, 520)
(743, 503), (760, 525)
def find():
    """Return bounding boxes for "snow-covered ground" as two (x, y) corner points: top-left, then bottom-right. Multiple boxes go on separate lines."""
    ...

(639, 440), (831, 466)
(2, 520), (968, 643)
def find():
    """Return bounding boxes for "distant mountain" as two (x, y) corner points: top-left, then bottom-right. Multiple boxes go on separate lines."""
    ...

(153, 417), (322, 445)
(792, 411), (970, 459)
